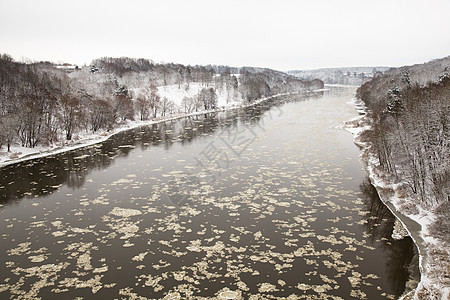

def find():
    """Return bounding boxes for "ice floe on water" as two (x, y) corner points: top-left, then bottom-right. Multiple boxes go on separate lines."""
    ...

(109, 207), (142, 217)
(0, 87), (414, 299)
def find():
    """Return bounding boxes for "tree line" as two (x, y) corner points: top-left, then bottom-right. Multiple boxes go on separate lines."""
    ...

(356, 56), (450, 207)
(0, 54), (323, 151)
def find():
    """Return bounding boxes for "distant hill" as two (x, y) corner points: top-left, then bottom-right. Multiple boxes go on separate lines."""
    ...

(288, 67), (390, 86)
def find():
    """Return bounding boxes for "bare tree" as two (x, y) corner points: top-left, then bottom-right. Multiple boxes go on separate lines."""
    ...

(160, 96), (171, 117)
(136, 94), (150, 120)
(182, 96), (194, 113)
(88, 98), (113, 132)
(59, 93), (81, 140)
(0, 114), (18, 151)
(145, 84), (161, 118)
(198, 88), (217, 110)
(112, 94), (134, 122)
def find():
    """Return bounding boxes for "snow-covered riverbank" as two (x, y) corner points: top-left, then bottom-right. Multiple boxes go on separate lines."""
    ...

(0, 91), (301, 169)
(345, 98), (449, 300)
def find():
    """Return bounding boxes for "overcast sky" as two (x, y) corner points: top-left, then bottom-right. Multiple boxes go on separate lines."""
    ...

(1, 0), (449, 71)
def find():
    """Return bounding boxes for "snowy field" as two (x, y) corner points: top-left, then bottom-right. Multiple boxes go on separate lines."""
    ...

(157, 83), (243, 108)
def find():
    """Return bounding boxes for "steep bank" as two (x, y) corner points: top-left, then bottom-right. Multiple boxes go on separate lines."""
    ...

(350, 56), (449, 299)
(346, 98), (449, 299)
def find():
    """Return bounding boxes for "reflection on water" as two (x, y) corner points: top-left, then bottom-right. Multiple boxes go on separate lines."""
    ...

(0, 87), (418, 299)
(359, 178), (420, 298)
(0, 94), (297, 206)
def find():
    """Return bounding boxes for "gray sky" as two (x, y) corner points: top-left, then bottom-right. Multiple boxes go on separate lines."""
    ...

(1, 0), (449, 71)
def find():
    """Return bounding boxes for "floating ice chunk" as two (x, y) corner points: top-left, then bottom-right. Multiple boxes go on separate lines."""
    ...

(391, 218), (408, 240)
(109, 207), (142, 217)
(163, 292), (181, 300)
(29, 254), (47, 263)
(93, 266), (108, 273)
(258, 282), (277, 293)
(132, 252), (148, 262)
(218, 290), (240, 299)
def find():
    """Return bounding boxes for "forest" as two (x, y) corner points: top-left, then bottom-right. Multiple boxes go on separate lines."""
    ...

(290, 66), (390, 86)
(356, 56), (449, 209)
(0, 54), (323, 151)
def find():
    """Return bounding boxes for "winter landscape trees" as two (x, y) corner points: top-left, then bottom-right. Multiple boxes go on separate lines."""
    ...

(198, 87), (217, 110)
(356, 57), (450, 299)
(357, 56), (450, 208)
(290, 66), (390, 86)
(0, 54), (323, 153)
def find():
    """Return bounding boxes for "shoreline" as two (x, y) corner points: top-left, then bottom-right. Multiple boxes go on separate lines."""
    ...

(345, 98), (448, 299)
(0, 91), (305, 169)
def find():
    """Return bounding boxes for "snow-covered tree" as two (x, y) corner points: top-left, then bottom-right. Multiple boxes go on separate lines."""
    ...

(146, 84), (161, 118)
(198, 88), (217, 110)
(136, 94), (150, 120)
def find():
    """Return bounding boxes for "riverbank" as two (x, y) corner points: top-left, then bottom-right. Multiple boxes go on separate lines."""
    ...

(0, 91), (307, 169)
(345, 98), (449, 300)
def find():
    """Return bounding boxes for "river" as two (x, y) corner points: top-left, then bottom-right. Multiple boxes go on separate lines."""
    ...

(0, 86), (418, 299)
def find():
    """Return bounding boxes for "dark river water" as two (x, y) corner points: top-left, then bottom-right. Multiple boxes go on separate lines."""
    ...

(0, 86), (418, 299)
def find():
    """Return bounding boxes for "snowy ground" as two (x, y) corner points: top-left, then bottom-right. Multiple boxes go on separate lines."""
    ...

(0, 89), (295, 168)
(157, 82), (242, 107)
(344, 98), (449, 300)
